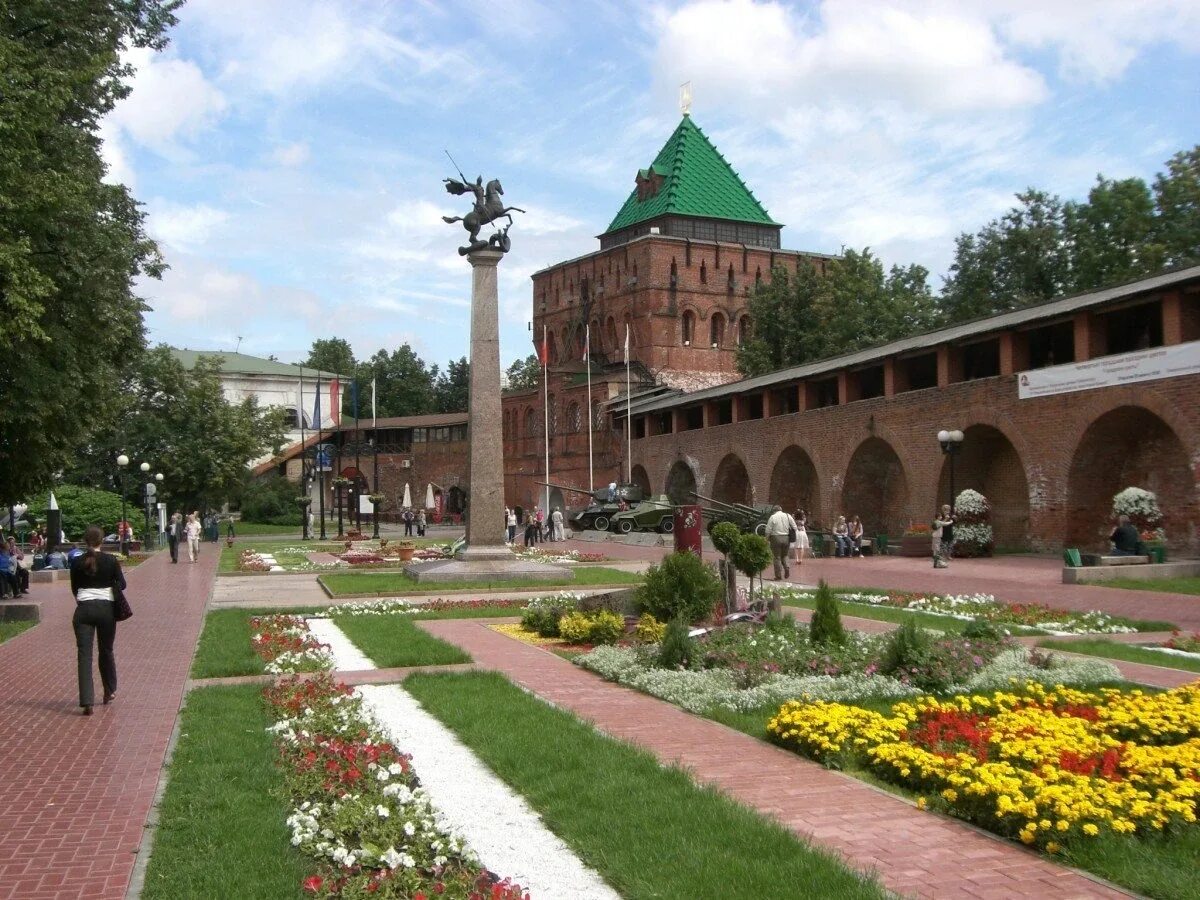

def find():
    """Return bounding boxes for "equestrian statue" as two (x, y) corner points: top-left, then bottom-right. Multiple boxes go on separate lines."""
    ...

(442, 170), (525, 256)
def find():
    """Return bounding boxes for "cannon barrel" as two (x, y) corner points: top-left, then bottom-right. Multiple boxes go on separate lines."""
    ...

(689, 491), (741, 511)
(536, 480), (603, 499)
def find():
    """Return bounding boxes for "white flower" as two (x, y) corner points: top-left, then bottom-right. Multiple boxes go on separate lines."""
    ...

(403, 820), (415, 836)
(376, 804), (390, 818)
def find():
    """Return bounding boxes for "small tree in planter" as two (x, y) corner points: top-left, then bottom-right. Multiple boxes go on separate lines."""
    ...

(1112, 487), (1165, 543)
(729, 532), (773, 610)
(952, 489), (993, 557)
(710, 521), (741, 613)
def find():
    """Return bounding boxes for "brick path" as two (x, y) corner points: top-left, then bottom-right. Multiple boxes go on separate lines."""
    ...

(0, 550), (216, 900)
(421, 618), (1131, 899)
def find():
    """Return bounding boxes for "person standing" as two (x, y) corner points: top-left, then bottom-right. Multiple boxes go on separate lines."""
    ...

(226, 517), (236, 539)
(932, 505), (955, 569)
(535, 507), (545, 543)
(792, 509), (809, 566)
(167, 512), (182, 563)
(416, 508), (426, 537)
(506, 507), (517, 544)
(185, 513), (201, 563)
(764, 505), (794, 580)
(551, 507), (564, 542)
(832, 516), (850, 558)
(523, 511), (537, 547)
(70, 525), (124, 715)
(848, 515), (865, 557)
(403, 508), (414, 537)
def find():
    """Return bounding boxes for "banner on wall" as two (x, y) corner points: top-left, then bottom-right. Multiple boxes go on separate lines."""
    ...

(1017, 340), (1200, 400)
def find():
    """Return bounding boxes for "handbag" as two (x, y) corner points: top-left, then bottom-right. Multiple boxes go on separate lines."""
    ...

(113, 585), (133, 622)
(787, 526), (797, 543)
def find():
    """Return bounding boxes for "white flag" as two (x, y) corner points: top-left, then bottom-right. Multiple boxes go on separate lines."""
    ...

(371, 378), (377, 424)
(623, 323), (630, 364)
(582, 324), (590, 362)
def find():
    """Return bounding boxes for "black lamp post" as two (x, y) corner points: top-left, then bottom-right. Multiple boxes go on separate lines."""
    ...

(117, 453), (129, 554)
(937, 429), (965, 513)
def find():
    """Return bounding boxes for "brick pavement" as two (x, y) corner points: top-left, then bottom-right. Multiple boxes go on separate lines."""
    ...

(0, 549), (216, 900)
(421, 618), (1132, 899)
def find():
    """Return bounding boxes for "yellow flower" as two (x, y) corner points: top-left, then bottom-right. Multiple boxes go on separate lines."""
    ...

(1046, 841), (1061, 854)
(915, 797), (927, 810)
(1082, 823), (1099, 836)
(942, 789), (958, 802)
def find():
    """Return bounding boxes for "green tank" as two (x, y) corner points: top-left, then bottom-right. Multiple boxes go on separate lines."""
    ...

(536, 481), (646, 532)
(608, 495), (677, 535)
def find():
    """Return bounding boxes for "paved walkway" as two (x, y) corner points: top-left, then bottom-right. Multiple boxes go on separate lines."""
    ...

(421, 618), (1130, 899)
(0, 550), (217, 900)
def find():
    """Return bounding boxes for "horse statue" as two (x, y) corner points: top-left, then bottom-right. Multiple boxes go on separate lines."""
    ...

(442, 176), (525, 255)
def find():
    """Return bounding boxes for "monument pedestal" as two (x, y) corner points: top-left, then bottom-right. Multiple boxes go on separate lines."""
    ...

(407, 247), (573, 585)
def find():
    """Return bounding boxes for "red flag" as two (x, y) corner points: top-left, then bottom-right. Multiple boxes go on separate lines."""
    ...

(329, 378), (341, 425)
(535, 329), (548, 365)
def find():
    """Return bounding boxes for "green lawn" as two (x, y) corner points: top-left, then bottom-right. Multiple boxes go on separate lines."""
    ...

(405, 671), (885, 900)
(1038, 638), (1200, 674)
(1062, 828), (1200, 900)
(1082, 575), (1200, 596)
(231, 522), (307, 536)
(320, 565), (640, 597)
(331, 614), (470, 667)
(0, 620), (36, 644)
(781, 598), (1048, 636)
(142, 685), (309, 899)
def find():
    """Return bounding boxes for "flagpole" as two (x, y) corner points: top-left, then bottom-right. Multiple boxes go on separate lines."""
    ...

(353, 379), (361, 531)
(371, 378), (379, 539)
(542, 323), (550, 518)
(585, 324), (594, 492)
(625, 323), (632, 483)
(315, 372), (326, 539)
(299, 367), (308, 540)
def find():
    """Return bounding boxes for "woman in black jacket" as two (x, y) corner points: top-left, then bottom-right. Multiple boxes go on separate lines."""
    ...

(70, 525), (126, 715)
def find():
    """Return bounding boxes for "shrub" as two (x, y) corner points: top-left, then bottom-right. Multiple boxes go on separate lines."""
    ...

(520, 594), (578, 637)
(962, 618), (1005, 642)
(634, 613), (667, 643)
(710, 521), (741, 557)
(239, 477), (303, 525)
(587, 609), (625, 646)
(808, 580), (846, 646)
(558, 612), (594, 643)
(730, 532), (771, 582)
(880, 620), (932, 678)
(657, 618), (698, 670)
(29, 484), (125, 538)
(637, 551), (722, 624)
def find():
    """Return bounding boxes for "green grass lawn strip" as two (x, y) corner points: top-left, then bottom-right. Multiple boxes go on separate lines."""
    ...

(0, 620), (36, 643)
(321, 565), (640, 596)
(1082, 575), (1200, 596)
(1038, 639), (1200, 674)
(331, 614), (470, 667)
(1061, 825), (1200, 900)
(142, 685), (308, 899)
(782, 599), (1047, 635)
(405, 671), (885, 900)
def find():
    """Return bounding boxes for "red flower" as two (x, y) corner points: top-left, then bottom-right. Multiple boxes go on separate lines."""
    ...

(302, 875), (324, 893)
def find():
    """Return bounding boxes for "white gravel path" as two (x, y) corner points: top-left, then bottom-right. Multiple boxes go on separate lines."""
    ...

(306, 616), (621, 900)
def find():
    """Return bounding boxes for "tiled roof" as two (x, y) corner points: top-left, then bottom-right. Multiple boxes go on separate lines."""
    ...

(170, 349), (345, 380)
(338, 413), (467, 429)
(604, 116), (778, 234)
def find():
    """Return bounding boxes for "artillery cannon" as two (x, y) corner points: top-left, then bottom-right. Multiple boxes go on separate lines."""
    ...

(688, 491), (774, 536)
(535, 481), (646, 532)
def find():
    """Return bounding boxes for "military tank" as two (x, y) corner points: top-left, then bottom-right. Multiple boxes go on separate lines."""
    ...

(608, 495), (677, 534)
(536, 481), (646, 532)
(689, 491), (775, 536)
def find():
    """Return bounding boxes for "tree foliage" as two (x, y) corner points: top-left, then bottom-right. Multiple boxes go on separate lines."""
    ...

(0, 0), (180, 505)
(27, 485), (126, 540)
(504, 354), (541, 391)
(434, 356), (470, 413)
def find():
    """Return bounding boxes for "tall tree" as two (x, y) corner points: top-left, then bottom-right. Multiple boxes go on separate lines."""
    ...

(434, 356), (470, 413)
(1064, 176), (1162, 291)
(735, 263), (823, 377)
(1153, 146), (1200, 269)
(359, 344), (437, 418)
(304, 337), (357, 379)
(0, 0), (179, 506)
(504, 354), (541, 390)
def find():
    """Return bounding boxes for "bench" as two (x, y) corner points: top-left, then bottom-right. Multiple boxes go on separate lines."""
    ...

(30, 569), (70, 584)
(1081, 554), (1151, 567)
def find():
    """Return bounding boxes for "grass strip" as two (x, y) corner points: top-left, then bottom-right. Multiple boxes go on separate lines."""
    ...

(142, 685), (308, 899)
(320, 565), (640, 597)
(1082, 576), (1200, 596)
(0, 620), (36, 643)
(405, 671), (885, 900)
(782, 599), (1047, 636)
(1061, 828), (1200, 900)
(331, 615), (470, 667)
(1038, 639), (1200, 674)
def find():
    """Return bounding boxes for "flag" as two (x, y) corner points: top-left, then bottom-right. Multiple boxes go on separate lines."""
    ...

(623, 323), (630, 364)
(582, 324), (590, 362)
(535, 329), (548, 365)
(330, 378), (341, 425)
(313, 374), (322, 429)
(371, 378), (377, 425)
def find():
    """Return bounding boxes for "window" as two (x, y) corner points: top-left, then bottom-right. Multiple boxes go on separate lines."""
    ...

(412, 427), (426, 442)
(1027, 322), (1074, 369)
(770, 386), (798, 415)
(855, 365), (884, 400)
(715, 399), (734, 425)
(1103, 301), (1163, 355)
(741, 394), (763, 419)
(716, 223), (737, 243)
(633, 417), (646, 439)
(656, 412), (673, 434)
(683, 406), (704, 430)
(738, 314), (751, 345)
(592, 400), (605, 431)
(449, 425), (467, 441)
(699, 260), (707, 284)
(962, 340), (1000, 380)
(524, 408), (537, 437)
(901, 352), (938, 391)
(710, 312), (725, 347)
(547, 394), (558, 436)
(682, 310), (695, 345)
(606, 316), (617, 349)
(810, 377), (839, 409)
(567, 402), (582, 432)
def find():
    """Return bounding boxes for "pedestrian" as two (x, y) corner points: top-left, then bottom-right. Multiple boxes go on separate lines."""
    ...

(765, 505), (794, 581)
(524, 511), (536, 547)
(185, 513), (201, 563)
(507, 507), (517, 544)
(416, 508), (426, 537)
(403, 508), (414, 537)
(535, 507), (545, 543)
(932, 504), (955, 569)
(226, 517), (236, 539)
(833, 515), (850, 558)
(551, 507), (565, 542)
(70, 525), (125, 715)
(792, 509), (809, 566)
(307, 507), (315, 536)
(167, 512), (181, 563)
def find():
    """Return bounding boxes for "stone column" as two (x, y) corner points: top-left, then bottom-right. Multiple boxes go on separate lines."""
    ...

(459, 249), (511, 560)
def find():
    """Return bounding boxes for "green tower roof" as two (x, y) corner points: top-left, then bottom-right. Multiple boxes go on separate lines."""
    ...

(604, 116), (779, 234)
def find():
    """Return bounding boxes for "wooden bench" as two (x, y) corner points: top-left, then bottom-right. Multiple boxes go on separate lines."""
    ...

(1080, 554), (1151, 567)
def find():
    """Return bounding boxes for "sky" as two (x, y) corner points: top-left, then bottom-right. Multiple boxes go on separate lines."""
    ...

(105, 0), (1200, 372)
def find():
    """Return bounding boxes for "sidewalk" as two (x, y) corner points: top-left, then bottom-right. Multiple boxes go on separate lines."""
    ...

(0, 549), (217, 900)
(421, 618), (1130, 899)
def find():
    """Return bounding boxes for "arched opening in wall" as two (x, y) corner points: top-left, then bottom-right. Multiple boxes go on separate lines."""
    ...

(738, 315), (751, 345)
(665, 460), (698, 505)
(712, 453), (752, 504)
(682, 310), (695, 345)
(769, 446), (820, 525)
(842, 438), (909, 538)
(446, 485), (466, 515)
(607, 316), (617, 349)
(549, 340), (559, 365)
(567, 402), (581, 433)
(936, 425), (1031, 549)
(548, 487), (565, 515)
(710, 312), (725, 348)
(591, 400), (604, 432)
(630, 464), (652, 499)
(524, 408), (537, 438)
(547, 393), (558, 436)
(1066, 406), (1198, 554)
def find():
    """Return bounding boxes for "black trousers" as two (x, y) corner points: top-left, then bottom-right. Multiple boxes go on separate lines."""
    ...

(168, 535), (178, 562)
(73, 600), (117, 707)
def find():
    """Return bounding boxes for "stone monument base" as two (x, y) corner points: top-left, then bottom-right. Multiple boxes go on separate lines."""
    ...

(404, 547), (574, 583)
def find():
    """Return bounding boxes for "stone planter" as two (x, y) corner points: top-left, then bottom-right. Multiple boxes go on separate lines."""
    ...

(397, 545), (415, 562)
(900, 534), (932, 557)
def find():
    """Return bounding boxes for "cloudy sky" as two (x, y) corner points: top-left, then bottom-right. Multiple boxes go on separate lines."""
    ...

(108, 0), (1200, 370)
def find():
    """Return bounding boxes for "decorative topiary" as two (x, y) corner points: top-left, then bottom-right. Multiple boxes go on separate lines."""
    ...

(637, 551), (723, 624)
(710, 521), (741, 558)
(657, 618), (697, 670)
(952, 489), (993, 557)
(729, 532), (772, 607)
(808, 579), (846, 646)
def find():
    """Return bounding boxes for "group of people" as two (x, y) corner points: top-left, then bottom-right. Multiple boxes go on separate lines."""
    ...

(164, 512), (203, 563)
(505, 506), (566, 546)
(1, 535), (32, 597)
(401, 508), (428, 537)
(830, 515), (867, 558)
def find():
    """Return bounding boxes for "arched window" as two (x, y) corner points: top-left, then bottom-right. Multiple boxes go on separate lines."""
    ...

(755, 266), (762, 287)
(549, 339), (559, 365)
(606, 316), (617, 349)
(727, 264), (735, 292)
(524, 407), (537, 437)
(547, 394), (558, 436)
(738, 315), (751, 345)
(682, 310), (695, 345)
(567, 402), (582, 433)
(710, 312), (725, 348)
(699, 260), (707, 284)
(590, 319), (601, 351)
(592, 400), (604, 431)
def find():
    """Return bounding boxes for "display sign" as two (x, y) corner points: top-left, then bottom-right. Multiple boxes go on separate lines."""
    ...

(1018, 340), (1200, 400)
(673, 504), (703, 558)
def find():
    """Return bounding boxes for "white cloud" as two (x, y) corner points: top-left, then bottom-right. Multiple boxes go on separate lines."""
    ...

(271, 141), (311, 167)
(106, 47), (227, 154)
(148, 201), (231, 251)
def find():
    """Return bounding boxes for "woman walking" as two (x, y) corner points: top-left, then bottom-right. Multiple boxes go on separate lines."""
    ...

(70, 525), (125, 715)
(792, 509), (810, 566)
(185, 513), (201, 562)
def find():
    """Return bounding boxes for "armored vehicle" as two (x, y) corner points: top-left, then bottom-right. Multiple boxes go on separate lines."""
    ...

(689, 491), (775, 536)
(536, 481), (646, 532)
(608, 495), (676, 534)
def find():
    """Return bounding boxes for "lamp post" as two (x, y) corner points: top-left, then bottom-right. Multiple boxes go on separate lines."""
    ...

(117, 454), (129, 554)
(138, 462), (151, 552)
(153, 473), (163, 549)
(937, 429), (965, 514)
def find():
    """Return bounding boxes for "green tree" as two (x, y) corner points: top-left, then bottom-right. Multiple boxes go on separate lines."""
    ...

(729, 533), (772, 608)
(1064, 176), (1163, 291)
(504, 354), (541, 390)
(736, 263), (823, 376)
(359, 344), (437, 418)
(434, 356), (470, 413)
(0, 0), (179, 507)
(304, 338), (357, 379)
(28, 485), (126, 540)
(808, 579), (846, 646)
(1153, 146), (1200, 269)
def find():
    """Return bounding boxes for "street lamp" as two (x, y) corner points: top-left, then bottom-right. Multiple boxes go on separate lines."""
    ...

(937, 429), (965, 514)
(138, 462), (151, 551)
(117, 454), (129, 555)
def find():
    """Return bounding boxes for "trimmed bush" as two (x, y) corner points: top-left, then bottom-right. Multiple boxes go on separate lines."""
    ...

(808, 580), (846, 646)
(637, 551), (723, 624)
(657, 618), (698, 670)
(634, 613), (667, 643)
(880, 620), (932, 678)
(520, 594), (578, 637)
(962, 618), (1005, 642)
(710, 521), (741, 558)
(558, 612), (595, 643)
(587, 610), (625, 646)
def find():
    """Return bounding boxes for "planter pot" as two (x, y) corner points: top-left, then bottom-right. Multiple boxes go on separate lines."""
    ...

(397, 546), (415, 562)
(225, 538), (234, 548)
(900, 534), (932, 557)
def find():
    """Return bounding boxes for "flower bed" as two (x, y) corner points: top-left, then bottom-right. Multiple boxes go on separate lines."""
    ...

(767, 682), (1200, 852)
(334, 598), (531, 617)
(338, 550), (387, 566)
(250, 615), (335, 674)
(760, 585), (1141, 634)
(1165, 630), (1200, 654)
(512, 547), (608, 564)
(264, 673), (528, 899)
